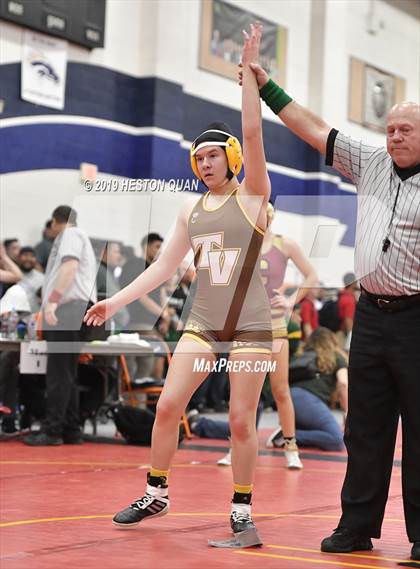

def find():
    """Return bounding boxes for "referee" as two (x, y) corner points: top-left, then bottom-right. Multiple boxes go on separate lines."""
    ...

(243, 63), (420, 561)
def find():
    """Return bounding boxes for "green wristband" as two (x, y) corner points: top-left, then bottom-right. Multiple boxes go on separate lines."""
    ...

(260, 79), (292, 115)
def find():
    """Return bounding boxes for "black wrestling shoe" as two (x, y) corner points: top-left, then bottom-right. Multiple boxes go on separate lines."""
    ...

(23, 432), (63, 446)
(230, 509), (256, 534)
(112, 493), (169, 528)
(321, 527), (373, 553)
(113, 474), (169, 528)
(411, 541), (420, 561)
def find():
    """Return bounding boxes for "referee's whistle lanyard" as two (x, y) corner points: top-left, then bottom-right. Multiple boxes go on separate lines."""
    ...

(382, 176), (401, 253)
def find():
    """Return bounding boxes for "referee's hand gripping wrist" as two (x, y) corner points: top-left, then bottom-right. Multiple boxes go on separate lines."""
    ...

(249, 63), (269, 89)
(238, 62), (269, 89)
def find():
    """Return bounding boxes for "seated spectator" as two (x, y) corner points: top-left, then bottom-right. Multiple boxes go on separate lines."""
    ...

(188, 411), (230, 441)
(96, 242), (129, 330)
(0, 243), (22, 298)
(34, 220), (58, 271)
(282, 327), (347, 451)
(209, 329), (346, 465)
(187, 398), (264, 441)
(17, 247), (44, 312)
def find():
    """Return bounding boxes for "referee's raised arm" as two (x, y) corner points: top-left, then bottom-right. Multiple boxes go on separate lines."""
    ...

(241, 62), (331, 156)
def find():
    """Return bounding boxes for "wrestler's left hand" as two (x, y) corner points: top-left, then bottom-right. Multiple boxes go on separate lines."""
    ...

(271, 293), (293, 311)
(84, 298), (118, 327)
(241, 22), (263, 66)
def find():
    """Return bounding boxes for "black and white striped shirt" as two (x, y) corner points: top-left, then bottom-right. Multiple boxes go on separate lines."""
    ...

(326, 130), (420, 296)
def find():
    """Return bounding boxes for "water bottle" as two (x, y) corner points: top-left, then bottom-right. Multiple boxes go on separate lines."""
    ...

(17, 320), (27, 340)
(0, 314), (8, 338)
(7, 308), (19, 340)
(27, 314), (37, 340)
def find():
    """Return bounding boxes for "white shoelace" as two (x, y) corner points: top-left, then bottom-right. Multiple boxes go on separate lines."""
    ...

(132, 494), (155, 510)
(231, 503), (252, 523)
(231, 510), (252, 523)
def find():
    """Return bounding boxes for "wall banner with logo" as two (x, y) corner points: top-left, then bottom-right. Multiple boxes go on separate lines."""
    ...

(21, 30), (68, 110)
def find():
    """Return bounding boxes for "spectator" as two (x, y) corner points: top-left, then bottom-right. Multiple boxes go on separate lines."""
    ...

(189, 399), (264, 442)
(300, 289), (319, 340)
(23, 205), (99, 446)
(17, 247), (44, 312)
(337, 272), (359, 347)
(114, 244), (135, 280)
(96, 242), (129, 330)
(318, 288), (341, 333)
(0, 243), (22, 297)
(286, 327), (348, 451)
(287, 304), (303, 357)
(216, 306), (304, 467)
(3, 239), (20, 262)
(0, 284), (31, 434)
(261, 203), (318, 469)
(0, 351), (20, 434)
(120, 232), (166, 332)
(119, 232), (168, 380)
(1, 240), (22, 298)
(164, 261), (196, 348)
(315, 286), (326, 311)
(34, 220), (58, 271)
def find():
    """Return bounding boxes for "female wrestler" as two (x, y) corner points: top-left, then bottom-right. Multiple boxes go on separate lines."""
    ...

(261, 203), (318, 468)
(217, 204), (318, 469)
(85, 23), (271, 541)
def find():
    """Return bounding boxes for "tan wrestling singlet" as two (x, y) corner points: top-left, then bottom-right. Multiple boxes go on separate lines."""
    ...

(184, 187), (272, 354)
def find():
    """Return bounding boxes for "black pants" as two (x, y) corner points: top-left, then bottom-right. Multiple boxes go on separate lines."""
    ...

(0, 351), (19, 410)
(43, 300), (94, 436)
(339, 295), (420, 542)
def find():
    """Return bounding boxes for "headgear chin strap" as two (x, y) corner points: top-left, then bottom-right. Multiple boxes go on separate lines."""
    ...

(190, 129), (243, 180)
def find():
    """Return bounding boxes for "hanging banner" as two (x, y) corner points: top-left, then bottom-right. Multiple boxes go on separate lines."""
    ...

(21, 30), (67, 110)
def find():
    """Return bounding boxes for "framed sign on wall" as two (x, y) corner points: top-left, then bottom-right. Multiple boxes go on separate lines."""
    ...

(349, 58), (406, 133)
(199, 0), (287, 86)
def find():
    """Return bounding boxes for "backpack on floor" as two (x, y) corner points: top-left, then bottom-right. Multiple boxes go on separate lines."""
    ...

(289, 350), (320, 384)
(108, 403), (185, 446)
(109, 403), (156, 445)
